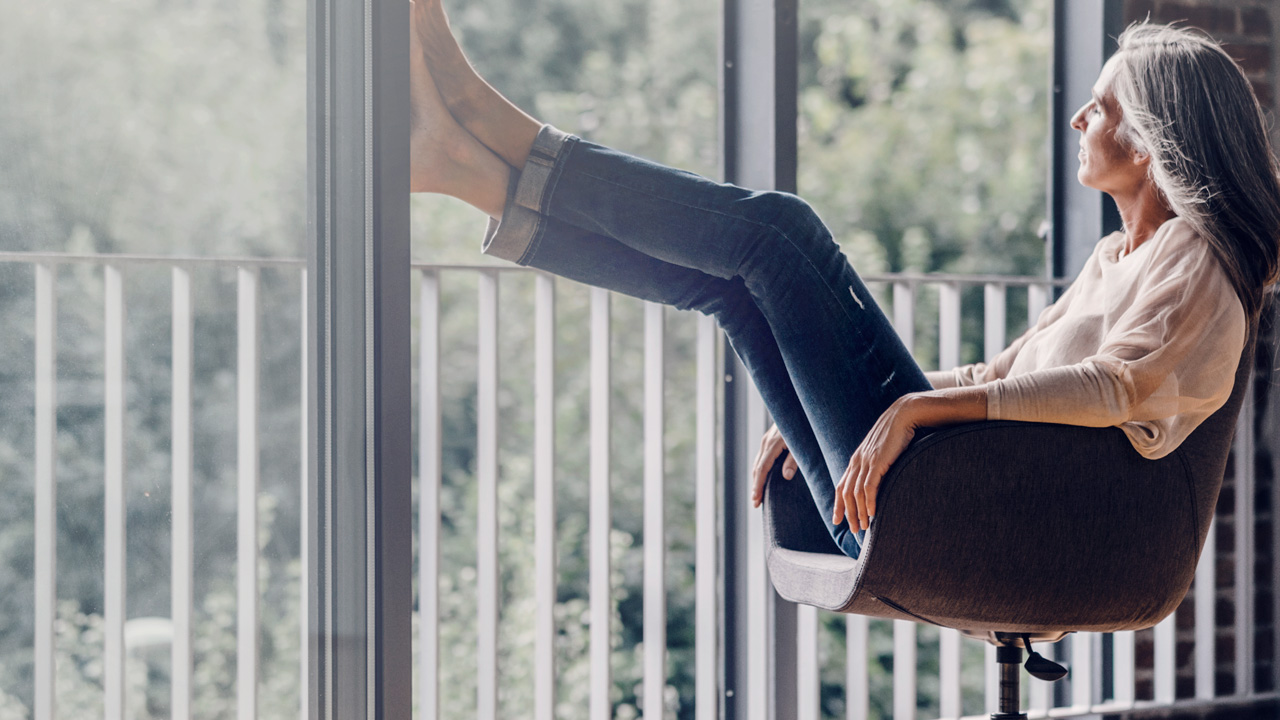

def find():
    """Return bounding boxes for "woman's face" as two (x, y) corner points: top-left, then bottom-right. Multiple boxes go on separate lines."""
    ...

(1070, 57), (1148, 196)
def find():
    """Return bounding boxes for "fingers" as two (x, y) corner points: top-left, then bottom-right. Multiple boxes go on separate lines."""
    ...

(834, 452), (882, 532)
(782, 454), (798, 480)
(751, 426), (787, 509)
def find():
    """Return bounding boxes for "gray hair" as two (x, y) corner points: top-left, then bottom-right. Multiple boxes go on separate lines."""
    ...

(1110, 23), (1280, 318)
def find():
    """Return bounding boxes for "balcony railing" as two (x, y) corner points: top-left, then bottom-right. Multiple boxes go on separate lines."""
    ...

(2, 250), (1272, 720)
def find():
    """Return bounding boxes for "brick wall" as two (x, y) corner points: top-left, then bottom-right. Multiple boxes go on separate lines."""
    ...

(1122, 0), (1278, 144)
(1119, 0), (1280, 701)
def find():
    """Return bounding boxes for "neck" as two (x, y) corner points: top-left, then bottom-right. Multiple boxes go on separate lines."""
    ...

(1112, 182), (1176, 254)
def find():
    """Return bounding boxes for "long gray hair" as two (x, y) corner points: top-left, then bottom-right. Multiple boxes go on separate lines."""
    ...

(1111, 23), (1280, 318)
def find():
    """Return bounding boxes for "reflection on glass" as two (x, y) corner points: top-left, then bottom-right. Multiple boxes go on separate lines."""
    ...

(0, 0), (306, 716)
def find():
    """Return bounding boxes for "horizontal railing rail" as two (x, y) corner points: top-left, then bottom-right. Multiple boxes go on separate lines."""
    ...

(6, 250), (1270, 720)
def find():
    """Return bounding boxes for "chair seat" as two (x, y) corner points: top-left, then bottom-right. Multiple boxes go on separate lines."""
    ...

(762, 330), (1253, 641)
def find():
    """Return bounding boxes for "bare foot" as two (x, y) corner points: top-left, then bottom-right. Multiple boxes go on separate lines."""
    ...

(409, 13), (509, 217)
(412, 0), (541, 169)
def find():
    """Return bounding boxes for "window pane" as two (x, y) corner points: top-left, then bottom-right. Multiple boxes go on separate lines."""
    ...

(408, 0), (720, 718)
(0, 0), (306, 716)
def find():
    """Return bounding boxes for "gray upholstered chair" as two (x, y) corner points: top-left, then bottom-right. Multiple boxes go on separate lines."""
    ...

(762, 329), (1256, 719)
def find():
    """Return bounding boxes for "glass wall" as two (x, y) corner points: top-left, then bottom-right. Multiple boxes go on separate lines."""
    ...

(0, 0), (306, 715)
(796, 0), (1050, 717)
(408, 0), (720, 719)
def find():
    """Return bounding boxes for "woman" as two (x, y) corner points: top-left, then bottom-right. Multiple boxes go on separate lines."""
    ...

(410, 6), (1280, 559)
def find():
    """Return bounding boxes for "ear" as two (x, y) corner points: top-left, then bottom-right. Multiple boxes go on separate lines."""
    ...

(1131, 148), (1152, 168)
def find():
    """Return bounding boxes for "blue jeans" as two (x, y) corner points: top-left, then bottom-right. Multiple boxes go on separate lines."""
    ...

(483, 126), (931, 558)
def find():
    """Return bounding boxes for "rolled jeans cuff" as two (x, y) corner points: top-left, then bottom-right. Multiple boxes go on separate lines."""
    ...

(481, 124), (575, 264)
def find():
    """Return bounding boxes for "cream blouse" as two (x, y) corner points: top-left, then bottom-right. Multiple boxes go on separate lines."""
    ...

(926, 217), (1246, 459)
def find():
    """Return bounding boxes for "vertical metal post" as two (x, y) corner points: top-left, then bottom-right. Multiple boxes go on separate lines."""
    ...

(306, 0), (413, 713)
(477, 273), (500, 720)
(644, 301), (667, 718)
(589, 288), (613, 720)
(721, 0), (799, 715)
(1050, 0), (1123, 279)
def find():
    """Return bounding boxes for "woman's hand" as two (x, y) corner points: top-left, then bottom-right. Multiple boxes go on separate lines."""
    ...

(751, 423), (798, 508)
(833, 386), (989, 531)
(833, 396), (922, 531)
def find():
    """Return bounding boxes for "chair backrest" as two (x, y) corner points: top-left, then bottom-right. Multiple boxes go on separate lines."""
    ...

(1170, 325), (1258, 565)
(762, 323), (1259, 633)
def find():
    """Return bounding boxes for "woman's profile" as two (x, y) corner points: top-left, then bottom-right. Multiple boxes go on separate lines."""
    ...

(408, 3), (1280, 560)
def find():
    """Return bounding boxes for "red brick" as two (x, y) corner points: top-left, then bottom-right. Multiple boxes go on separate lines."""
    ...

(1217, 559), (1235, 589)
(1126, 0), (1157, 26)
(1225, 43), (1271, 75)
(1216, 634), (1235, 661)
(1158, 4), (1238, 34)
(1177, 602), (1196, 629)
(1218, 520), (1235, 552)
(1241, 8), (1272, 40)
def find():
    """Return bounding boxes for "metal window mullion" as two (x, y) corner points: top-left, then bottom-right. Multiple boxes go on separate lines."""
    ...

(589, 288), (612, 720)
(306, 0), (413, 713)
(695, 314), (718, 720)
(172, 266), (194, 720)
(644, 301), (667, 720)
(477, 272), (500, 720)
(535, 275), (557, 720)
(419, 270), (441, 720)
(34, 263), (57, 720)
(239, 267), (261, 720)
(104, 264), (127, 720)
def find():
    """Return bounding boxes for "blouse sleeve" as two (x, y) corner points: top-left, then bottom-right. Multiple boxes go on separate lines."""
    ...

(986, 231), (1246, 458)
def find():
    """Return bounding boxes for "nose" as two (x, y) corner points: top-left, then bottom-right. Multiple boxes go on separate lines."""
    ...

(1070, 102), (1089, 132)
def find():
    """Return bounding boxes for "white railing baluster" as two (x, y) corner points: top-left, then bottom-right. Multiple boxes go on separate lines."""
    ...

(299, 269), (309, 720)
(1235, 381), (1256, 697)
(535, 274), (557, 720)
(644, 301), (666, 719)
(1114, 631), (1135, 707)
(893, 619), (916, 720)
(893, 282), (915, 352)
(34, 263), (57, 720)
(1154, 615), (1176, 704)
(237, 266), (260, 720)
(846, 615), (869, 720)
(798, 605), (820, 720)
(939, 629), (961, 719)
(420, 270), (441, 720)
(695, 314), (718, 720)
(747, 386), (769, 720)
(1072, 633), (1094, 710)
(983, 283), (1006, 362)
(985, 644), (998, 715)
(477, 271), (499, 720)
(1195, 518), (1216, 700)
(1027, 284), (1049, 327)
(104, 264), (126, 720)
(938, 283), (961, 371)
(172, 266), (194, 720)
(589, 287), (612, 720)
